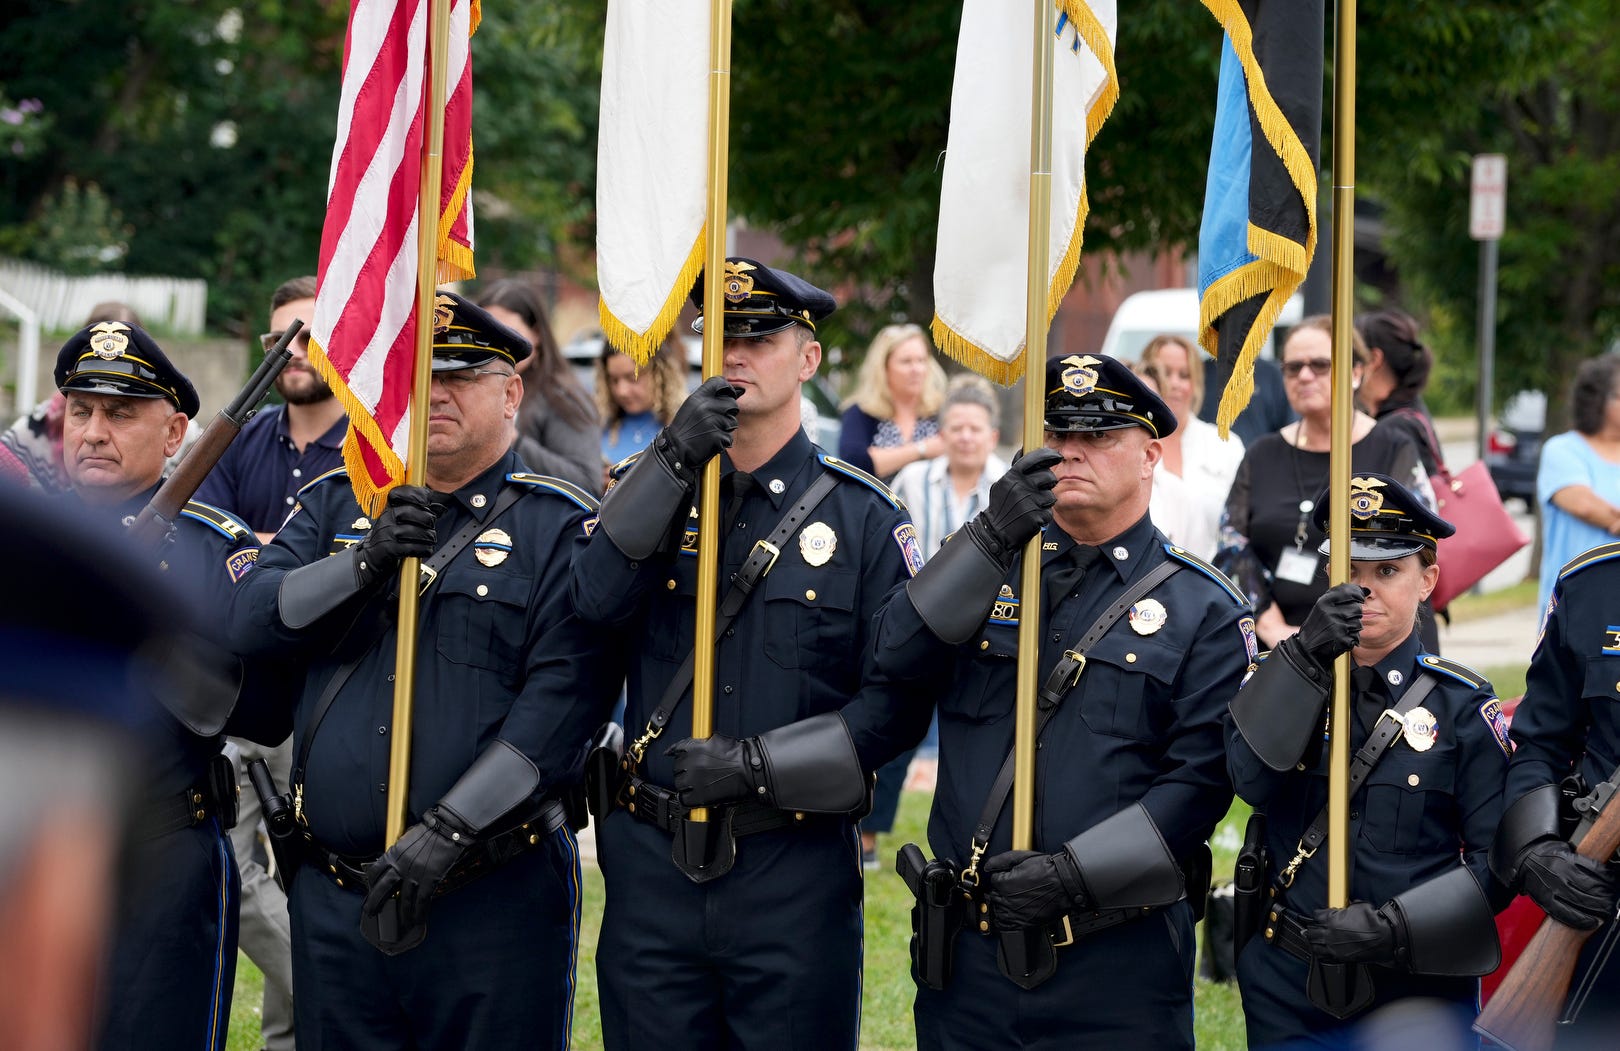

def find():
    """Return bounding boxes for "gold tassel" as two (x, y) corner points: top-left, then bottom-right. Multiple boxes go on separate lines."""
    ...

(599, 226), (708, 367)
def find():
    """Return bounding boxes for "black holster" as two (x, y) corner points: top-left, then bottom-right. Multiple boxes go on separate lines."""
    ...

(1232, 811), (1270, 958)
(246, 757), (304, 892)
(897, 842), (964, 991)
(585, 722), (627, 821)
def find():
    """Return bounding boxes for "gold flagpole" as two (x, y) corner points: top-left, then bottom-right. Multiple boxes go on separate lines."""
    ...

(1012, 0), (1057, 851)
(689, 0), (733, 826)
(386, 0), (453, 845)
(1325, 0), (1357, 907)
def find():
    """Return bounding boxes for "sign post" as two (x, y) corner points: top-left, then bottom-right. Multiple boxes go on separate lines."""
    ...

(1470, 154), (1506, 463)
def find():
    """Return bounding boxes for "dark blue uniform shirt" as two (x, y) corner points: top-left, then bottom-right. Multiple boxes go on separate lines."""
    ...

(570, 428), (926, 782)
(194, 404), (346, 534)
(872, 514), (1250, 864)
(1229, 631), (1508, 911)
(232, 450), (610, 856)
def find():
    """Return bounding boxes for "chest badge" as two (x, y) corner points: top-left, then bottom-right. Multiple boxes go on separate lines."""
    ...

(1129, 598), (1167, 636)
(1400, 706), (1438, 752)
(352, 516), (372, 531)
(800, 521), (837, 567)
(474, 528), (513, 567)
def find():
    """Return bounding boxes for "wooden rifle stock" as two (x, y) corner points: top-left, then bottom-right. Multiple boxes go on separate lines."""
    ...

(127, 321), (302, 547)
(1475, 782), (1620, 1051)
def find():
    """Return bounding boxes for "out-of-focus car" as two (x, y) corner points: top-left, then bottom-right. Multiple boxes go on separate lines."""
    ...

(561, 331), (842, 450)
(1485, 389), (1545, 508)
(1096, 287), (1303, 364)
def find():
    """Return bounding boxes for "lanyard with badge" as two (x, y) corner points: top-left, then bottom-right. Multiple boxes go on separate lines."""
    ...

(1275, 427), (1322, 586)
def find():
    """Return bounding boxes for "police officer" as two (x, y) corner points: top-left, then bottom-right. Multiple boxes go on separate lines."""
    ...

(231, 292), (611, 1049)
(872, 354), (1251, 1049)
(1491, 543), (1620, 1049)
(571, 258), (926, 1050)
(55, 320), (257, 1051)
(1228, 473), (1506, 1047)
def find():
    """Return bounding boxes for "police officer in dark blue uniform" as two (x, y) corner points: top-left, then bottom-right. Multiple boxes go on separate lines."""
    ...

(873, 353), (1251, 1049)
(55, 321), (256, 1051)
(1492, 545), (1620, 1050)
(1229, 473), (1506, 1048)
(231, 292), (611, 1050)
(571, 258), (926, 1051)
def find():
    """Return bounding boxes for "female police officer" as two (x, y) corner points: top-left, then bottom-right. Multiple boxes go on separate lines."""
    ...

(1227, 473), (1506, 1047)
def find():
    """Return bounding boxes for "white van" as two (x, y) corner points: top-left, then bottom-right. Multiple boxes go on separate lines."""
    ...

(1096, 287), (1304, 363)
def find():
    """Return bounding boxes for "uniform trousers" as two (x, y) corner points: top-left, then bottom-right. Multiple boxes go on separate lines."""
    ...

(595, 806), (864, 1051)
(914, 900), (1196, 1051)
(98, 819), (239, 1051)
(288, 827), (580, 1051)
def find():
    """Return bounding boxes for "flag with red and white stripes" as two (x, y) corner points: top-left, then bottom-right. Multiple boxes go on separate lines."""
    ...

(308, 0), (478, 515)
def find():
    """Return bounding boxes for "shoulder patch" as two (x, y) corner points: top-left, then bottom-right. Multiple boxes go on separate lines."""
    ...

(1417, 653), (1486, 690)
(1479, 697), (1513, 757)
(893, 522), (925, 577)
(1558, 541), (1620, 582)
(506, 473), (601, 513)
(1163, 543), (1247, 606)
(818, 454), (906, 512)
(1238, 615), (1258, 662)
(296, 465), (349, 498)
(179, 500), (254, 542)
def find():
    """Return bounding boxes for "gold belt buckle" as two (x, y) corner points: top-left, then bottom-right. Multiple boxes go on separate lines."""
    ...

(1063, 650), (1088, 689)
(418, 562), (439, 593)
(752, 539), (781, 576)
(1051, 914), (1075, 948)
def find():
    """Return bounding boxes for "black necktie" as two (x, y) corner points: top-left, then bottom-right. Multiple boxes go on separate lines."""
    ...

(721, 470), (754, 530)
(1045, 543), (1099, 618)
(1349, 664), (1389, 733)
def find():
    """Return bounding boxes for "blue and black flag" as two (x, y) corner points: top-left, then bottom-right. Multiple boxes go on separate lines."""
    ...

(1196, 0), (1324, 436)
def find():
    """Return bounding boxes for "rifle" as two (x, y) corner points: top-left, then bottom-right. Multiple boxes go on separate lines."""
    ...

(128, 320), (302, 547)
(1475, 776), (1620, 1051)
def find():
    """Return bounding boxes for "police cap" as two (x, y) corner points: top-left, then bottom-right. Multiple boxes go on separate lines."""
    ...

(1312, 472), (1455, 561)
(55, 321), (201, 418)
(429, 290), (532, 372)
(690, 257), (837, 338)
(1044, 353), (1176, 439)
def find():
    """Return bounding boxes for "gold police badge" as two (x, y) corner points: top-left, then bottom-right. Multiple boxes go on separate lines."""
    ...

(1349, 476), (1387, 520)
(723, 260), (757, 303)
(800, 521), (837, 567)
(432, 293), (457, 334)
(474, 528), (512, 567)
(89, 321), (131, 360)
(1058, 355), (1100, 397)
(1129, 598), (1167, 636)
(1400, 706), (1438, 752)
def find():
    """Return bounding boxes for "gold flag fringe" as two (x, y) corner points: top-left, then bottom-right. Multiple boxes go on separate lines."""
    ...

(599, 226), (707, 368)
(309, 335), (406, 518)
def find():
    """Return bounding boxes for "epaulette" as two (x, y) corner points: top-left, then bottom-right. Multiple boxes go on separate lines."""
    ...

(506, 473), (600, 512)
(296, 465), (349, 498)
(1417, 653), (1486, 690)
(1558, 541), (1620, 582)
(1162, 543), (1246, 606)
(179, 500), (254, 543)
(817, 454), (907, 512)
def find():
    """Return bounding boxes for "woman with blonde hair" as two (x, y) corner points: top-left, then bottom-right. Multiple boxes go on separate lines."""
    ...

(596, 335), (687, 475)
(1138, 334), (1245, 560)
(838, 323), (949, 481)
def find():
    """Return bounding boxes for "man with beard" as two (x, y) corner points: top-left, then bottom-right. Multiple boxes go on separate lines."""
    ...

(196, 275), (347, 543)
(194, 275), (339, 1051)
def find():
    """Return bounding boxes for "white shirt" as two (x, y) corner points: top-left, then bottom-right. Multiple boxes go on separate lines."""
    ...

(1151, 417), (1245, 560)
(891, 452), (1010, 558)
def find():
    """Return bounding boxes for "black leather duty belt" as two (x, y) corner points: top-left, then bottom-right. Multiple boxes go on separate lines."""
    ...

(620, 774), (821, 839)
(308, 797), (569, 895)
(1262, 897), (1316, 963)
(139, 754), (239, 841)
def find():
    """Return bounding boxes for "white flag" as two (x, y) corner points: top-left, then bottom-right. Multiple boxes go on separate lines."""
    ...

(933, 1), (1118, 384)
(596, 0), (711, 366)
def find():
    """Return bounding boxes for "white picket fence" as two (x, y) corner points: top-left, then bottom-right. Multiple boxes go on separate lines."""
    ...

(0, 258), (207, 335)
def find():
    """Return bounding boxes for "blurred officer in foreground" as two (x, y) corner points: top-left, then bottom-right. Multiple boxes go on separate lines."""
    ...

(0, 488), (191, 1051)
(233, 291), (613, 1049)
(873, 353), (1250, 1049)
(1491, 541), (1620, 1049)
(55, 320), (266, 1051)
(1228, 474), (1505, 1048)
(572, 258), (927, 1050)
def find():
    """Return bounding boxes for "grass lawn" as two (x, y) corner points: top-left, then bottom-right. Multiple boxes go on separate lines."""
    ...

(227, 790), (1252, 1050)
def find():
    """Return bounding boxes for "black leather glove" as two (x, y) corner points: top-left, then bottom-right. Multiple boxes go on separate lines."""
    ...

(965, 448), (1061, 562)
(1305, 902), (1401, 965)
(981, 847), (1089, 931)
(1518, 838), (1620, 930)
(361, 806), (475, 953)
(1297, 582), (1366, 668)
(655, 377), (742, 478)
(354, 485), (442, 587)
(667, 733), (762, 807)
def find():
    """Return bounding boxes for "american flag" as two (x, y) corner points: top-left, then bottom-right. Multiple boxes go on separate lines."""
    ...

(308, 0), (478, 515)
